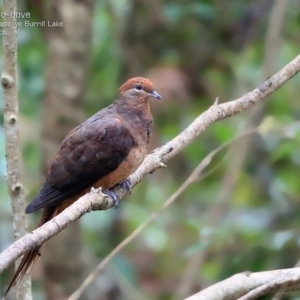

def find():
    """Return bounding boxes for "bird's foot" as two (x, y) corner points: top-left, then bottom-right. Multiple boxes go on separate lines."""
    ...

(103, 189), (119, 209)
(103, 179), (132, 209)
(118, 179), (132, 194)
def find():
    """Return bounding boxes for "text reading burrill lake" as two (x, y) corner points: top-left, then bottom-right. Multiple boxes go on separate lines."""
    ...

(0, 11), (63, 35)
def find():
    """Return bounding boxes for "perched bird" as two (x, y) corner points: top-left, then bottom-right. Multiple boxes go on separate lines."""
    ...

(4, 77), (161, 298)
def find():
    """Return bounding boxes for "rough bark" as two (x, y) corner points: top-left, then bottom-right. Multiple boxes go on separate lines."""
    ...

(2, 0), (31, 299)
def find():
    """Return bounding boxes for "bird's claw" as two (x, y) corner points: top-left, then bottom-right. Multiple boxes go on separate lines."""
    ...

(103, 189), (119, 209)
(118, 179), (132, 194)
(103, 179), (132, 209)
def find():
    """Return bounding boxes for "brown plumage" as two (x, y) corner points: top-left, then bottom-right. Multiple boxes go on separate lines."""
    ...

(4, 77), (161, 298)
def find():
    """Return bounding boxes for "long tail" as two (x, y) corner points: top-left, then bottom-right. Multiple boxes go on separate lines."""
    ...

(3, 247), (42, 299)
(3, 207), (57, 299)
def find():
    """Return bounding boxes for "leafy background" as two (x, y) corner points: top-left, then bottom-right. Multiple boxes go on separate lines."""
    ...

(1, 1), (300, 299)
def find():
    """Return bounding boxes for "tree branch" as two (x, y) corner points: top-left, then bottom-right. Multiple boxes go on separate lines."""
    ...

(184, 268), (300, 300)
(1, 54), (300, 275)
(2, 0), (31, 299)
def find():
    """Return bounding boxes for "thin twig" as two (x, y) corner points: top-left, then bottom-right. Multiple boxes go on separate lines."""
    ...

(263, 0), (288, 77)
(175, 128), (256, 298)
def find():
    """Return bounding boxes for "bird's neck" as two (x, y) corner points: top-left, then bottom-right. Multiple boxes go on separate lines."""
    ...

(116, 100), (152, 121)
(115, 99), (153, 140)
(115, 96), (151, 116)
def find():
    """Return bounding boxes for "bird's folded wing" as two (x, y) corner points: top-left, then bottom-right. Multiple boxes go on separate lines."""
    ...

(26, 115), (135, 213)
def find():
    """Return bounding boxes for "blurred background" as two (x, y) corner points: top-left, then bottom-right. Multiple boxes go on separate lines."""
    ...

(1, 0), (300, 299)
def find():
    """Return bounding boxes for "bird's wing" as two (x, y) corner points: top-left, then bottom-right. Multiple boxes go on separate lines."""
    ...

(26, 115), (135, 213)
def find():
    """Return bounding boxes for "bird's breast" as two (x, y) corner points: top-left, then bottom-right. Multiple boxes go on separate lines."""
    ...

(94, 144), (147, 190)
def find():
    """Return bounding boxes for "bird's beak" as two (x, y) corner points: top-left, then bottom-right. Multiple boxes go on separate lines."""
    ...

(150, 90), (162, 100)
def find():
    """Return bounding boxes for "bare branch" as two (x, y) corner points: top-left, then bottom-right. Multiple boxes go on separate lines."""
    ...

(1, 55), (300, 278)
(2, 0), (31, 299)
(185, 269), (300, 300)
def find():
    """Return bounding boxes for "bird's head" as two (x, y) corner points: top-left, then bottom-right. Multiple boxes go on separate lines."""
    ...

(118, 77), (162, 101)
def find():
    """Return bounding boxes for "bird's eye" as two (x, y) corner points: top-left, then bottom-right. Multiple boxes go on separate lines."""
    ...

(135, 84), (143, 91)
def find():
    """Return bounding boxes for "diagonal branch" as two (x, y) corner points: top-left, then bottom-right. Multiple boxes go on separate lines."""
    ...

(1, 54), (300, 274)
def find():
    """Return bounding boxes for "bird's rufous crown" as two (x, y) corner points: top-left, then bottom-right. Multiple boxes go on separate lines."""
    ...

(119, 77), (155, 94)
